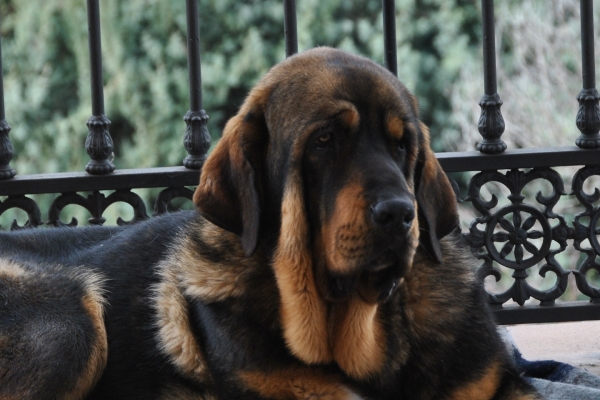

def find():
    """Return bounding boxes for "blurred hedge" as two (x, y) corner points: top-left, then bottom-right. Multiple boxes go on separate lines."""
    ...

(0, 0), (481, 175)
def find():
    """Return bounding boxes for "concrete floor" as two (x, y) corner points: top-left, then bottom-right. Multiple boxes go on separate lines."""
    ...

(506, 320), (600, 376)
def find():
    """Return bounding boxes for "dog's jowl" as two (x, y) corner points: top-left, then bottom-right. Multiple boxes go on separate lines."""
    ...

(0, 48), (542, 399)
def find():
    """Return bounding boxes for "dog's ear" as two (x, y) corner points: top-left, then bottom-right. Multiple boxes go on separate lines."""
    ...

(415, 122), (459, 263)
(193, 108), (267, 256)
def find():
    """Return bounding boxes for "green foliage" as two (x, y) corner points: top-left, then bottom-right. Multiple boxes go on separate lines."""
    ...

(0, 0), (481, 176)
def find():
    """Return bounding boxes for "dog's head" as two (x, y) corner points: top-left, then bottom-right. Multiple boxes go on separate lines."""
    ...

(194, 48), (458, 370)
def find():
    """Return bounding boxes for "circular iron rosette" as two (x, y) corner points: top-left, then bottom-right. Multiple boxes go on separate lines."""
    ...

(486, 204), (551, 270)
(483, 203), (569, 305)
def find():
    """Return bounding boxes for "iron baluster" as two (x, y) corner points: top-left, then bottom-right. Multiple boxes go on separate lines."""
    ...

(382, 0), (397, 77)
(477, 0), (506, 154)
(575, 0), (600, 149)
(0, 34), (15, 180)
(85, 0), (114, 175)
(183, 0), (210, 170)
(284, 0), (298, 58)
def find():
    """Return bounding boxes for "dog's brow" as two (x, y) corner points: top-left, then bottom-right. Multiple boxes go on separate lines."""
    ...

(386, 115), (404, 140)
(339, 108), (360, 129)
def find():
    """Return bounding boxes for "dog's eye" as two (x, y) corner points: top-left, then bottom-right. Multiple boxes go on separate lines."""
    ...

(315, 132), (332, 149)
(396, 140), (406, 153)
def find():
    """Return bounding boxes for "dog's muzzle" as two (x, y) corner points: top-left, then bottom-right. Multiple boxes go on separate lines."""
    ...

(325, 198), (416, 304)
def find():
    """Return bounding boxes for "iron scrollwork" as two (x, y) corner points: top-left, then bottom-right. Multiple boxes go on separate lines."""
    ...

(571, 165), (600, 303)
(0, 195), (43, 230)
(154, 187), (194, 215)
(1, 188), (196, 231)
(464, 168), (570, 306)
(48, 190), (148, 227)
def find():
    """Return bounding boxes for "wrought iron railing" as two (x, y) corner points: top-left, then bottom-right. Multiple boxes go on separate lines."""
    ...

(1, 0), (600, 325)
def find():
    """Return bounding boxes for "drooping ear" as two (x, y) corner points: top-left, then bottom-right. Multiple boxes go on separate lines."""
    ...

(414, 122), (459, 263)
(193, 108), (268, 256)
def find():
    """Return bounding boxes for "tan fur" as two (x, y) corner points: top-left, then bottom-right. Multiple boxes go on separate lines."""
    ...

(238, 368), (363, 400)
(272, 174), (332, 365)
(153, 257), (211, 383)
(195, 119), (238, 207)
(387, 115), (404, 140)
(63, 272), (108, 400)
(447, 361), (501, 400)
(330, 296), (386, 379)
(177, 230), (254, 302)
(322, 183), (370, 275)
(0, 259), (29, 279)
(408, 205), (420, 259)
(418, 123), (439, 184)
(339, 108), (360, 130)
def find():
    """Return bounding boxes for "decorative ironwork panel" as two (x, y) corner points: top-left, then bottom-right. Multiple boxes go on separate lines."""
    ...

(462, 166), (600, 306)
(571, 165), (600, 303)
(0, 188), (195, 230)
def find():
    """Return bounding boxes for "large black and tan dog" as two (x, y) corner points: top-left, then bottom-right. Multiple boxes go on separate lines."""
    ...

(0, 48), (541, 399)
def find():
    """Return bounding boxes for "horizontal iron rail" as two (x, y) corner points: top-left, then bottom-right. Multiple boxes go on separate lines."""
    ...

(493, 301), (600, 325)
(3, 146), (600, 196)
(437, 146), (600, 172)
(0, 167), (200, 196)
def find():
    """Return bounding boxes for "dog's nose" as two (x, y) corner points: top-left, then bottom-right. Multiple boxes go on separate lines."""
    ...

(371, 199), (415, 231)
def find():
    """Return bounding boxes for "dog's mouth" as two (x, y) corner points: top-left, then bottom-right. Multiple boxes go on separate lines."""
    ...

(356, 264), (404, 304)
(323, 250), (406, 304)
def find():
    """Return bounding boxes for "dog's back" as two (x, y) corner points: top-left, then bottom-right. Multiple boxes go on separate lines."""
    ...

(0, 212), (202, 399)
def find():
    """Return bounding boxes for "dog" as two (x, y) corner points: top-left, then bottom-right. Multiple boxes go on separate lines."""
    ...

(0, 47), (541, 399)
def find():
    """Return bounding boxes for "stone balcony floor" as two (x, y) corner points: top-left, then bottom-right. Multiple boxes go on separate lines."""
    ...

(506, 320), (600, 376)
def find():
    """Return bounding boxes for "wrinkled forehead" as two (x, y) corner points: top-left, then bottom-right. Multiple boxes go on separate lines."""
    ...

(261, 48), (419, 140)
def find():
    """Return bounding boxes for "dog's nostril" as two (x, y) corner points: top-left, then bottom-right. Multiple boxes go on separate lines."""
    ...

(371, 199), (415, 230)
(403, 208), (415, 227)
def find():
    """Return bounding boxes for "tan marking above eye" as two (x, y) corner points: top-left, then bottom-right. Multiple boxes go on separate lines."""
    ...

(339, 108), (360, 129)
(387, 115), (405, 140)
